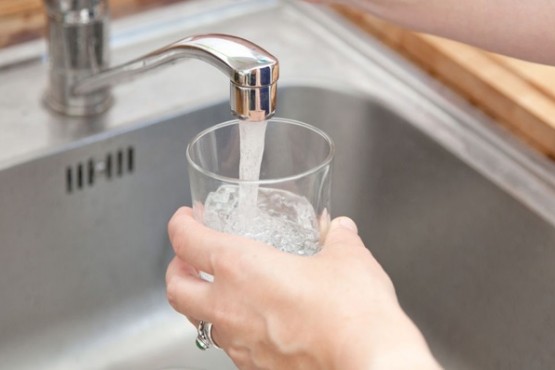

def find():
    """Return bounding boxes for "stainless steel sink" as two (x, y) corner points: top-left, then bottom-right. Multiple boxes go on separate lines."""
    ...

(2, 1), (555, 369)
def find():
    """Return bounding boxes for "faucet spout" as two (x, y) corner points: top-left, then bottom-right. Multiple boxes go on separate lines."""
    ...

(73, 34), (279, 121)
(43, 0), (279, 121)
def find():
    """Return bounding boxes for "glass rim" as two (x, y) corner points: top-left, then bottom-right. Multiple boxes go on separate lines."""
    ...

(186, 117), (335, 185)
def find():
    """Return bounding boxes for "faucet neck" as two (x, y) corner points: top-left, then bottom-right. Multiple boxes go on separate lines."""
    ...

(72, 34), (279, 121)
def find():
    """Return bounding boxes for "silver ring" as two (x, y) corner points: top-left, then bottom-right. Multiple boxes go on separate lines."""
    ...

(205, 322), (220, 349)
(195, 321), (220, 350)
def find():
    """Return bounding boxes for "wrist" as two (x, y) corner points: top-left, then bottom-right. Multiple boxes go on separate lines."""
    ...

(371, 346), (442, 370)
(328, 304), (441, 370)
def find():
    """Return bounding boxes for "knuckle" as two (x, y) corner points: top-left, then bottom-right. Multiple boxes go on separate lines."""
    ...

(171, 230), (186, 256)
(169, 218), (194, 257)
(167, 208), (183, 236)
(165, 259), (176, 285)
(165, 278), (179, 309)
(168, 208), (189, 241)
(168, 223), (180, 251)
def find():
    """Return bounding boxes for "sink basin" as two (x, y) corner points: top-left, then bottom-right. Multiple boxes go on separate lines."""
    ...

(1, 1), (555, 369)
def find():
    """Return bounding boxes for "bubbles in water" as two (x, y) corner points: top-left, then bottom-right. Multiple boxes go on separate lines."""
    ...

(204, 185), (321, 256)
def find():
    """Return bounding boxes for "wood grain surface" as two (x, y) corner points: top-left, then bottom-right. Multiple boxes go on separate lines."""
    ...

(0, 0), (183, 47)
(335, 6), (555, 158)
(2, 1), (555, 158)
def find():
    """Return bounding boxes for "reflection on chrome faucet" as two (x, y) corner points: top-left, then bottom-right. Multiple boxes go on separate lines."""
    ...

(43, 0), (279, 121)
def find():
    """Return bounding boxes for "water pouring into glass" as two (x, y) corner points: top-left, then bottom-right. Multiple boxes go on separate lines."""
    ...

(187, 117), (334, 256)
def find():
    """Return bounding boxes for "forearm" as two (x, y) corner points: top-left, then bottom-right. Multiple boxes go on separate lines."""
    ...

(329, 0), (555, 64)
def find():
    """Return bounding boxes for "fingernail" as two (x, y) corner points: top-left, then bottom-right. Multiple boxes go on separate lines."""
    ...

(335, 217), (358, 233)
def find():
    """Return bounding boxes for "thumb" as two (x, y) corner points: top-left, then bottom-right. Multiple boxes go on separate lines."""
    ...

(323, 216), (364, 250)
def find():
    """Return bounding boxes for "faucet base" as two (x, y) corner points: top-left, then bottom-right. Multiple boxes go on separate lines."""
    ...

(43, 89), (113, 117)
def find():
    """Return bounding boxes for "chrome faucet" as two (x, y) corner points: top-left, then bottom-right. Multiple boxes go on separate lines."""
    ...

(43, 0), (279, 121)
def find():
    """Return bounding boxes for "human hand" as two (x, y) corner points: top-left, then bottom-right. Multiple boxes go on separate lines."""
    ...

(166, 207), (440, 370)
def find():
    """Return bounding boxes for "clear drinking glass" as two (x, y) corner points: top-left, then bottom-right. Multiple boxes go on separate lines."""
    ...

(187, 117), (334, 256)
